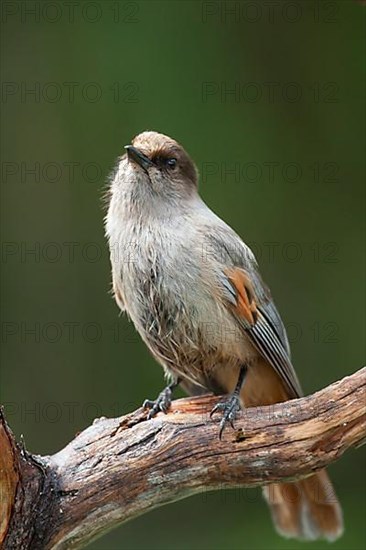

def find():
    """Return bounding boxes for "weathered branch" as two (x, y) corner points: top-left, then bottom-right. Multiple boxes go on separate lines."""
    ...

(1, 367), (365, 550)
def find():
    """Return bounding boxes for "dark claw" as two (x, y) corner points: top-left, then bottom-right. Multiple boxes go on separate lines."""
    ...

(143, 386), (173, 419)
(210, 394), (241, 439)
(209, 401), (225, 417)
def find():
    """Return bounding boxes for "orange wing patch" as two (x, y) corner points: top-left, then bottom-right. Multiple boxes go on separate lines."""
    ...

(225, 268), (258, 326)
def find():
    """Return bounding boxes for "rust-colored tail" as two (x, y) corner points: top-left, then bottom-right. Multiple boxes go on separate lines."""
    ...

(240, 362), (343, 540)
(263, 470), (343, 541)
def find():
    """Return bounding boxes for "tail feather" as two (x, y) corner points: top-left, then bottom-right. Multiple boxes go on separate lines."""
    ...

(263, 470), (343, 541)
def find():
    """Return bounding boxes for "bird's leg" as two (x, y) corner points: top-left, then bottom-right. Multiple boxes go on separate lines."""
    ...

(210, 365), (247, 438)
(143, 378), (181, 419)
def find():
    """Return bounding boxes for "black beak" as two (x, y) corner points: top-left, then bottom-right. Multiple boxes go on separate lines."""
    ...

(125, 145), (153, 171)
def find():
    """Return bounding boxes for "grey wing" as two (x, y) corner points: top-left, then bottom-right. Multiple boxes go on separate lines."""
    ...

(248, 304), (303, 398)
(259, 299), (291, 358)
(204, 226), (303, 398)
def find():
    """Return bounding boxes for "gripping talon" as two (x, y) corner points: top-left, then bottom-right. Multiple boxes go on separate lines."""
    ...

(211, 394), (241, 438)
(210, 366), (247, 438)
(143, 383), (176, 419)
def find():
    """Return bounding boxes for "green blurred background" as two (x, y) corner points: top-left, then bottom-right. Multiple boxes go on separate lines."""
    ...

(1, 1), (365, 549)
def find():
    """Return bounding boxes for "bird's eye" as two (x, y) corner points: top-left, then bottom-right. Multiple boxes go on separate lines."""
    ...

(165, 158), (177, 169)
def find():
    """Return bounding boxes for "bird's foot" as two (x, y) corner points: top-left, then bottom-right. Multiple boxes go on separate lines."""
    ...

(210, 393), (241, 438)
(143, 386), (173, 419)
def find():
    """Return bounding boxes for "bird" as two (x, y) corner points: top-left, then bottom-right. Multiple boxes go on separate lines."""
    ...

(105, 130), (343, 541)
